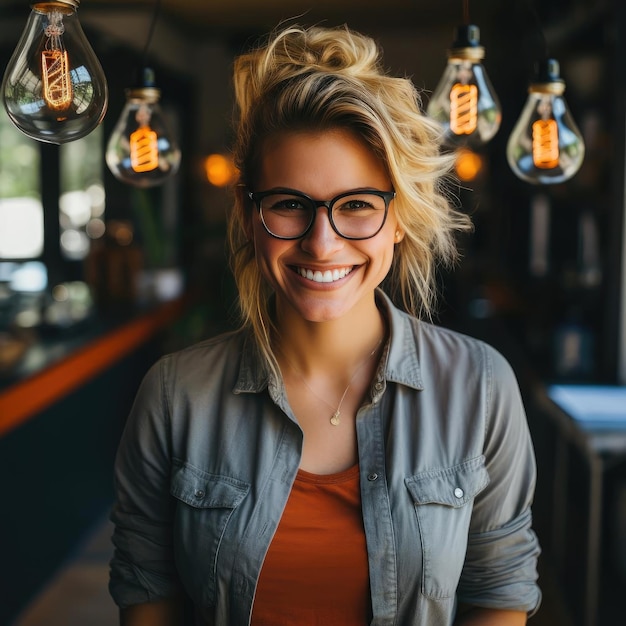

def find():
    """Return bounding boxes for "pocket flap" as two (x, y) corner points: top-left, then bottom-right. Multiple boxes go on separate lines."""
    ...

(405, 456), (489, 507)
(170, 459), (249, 509)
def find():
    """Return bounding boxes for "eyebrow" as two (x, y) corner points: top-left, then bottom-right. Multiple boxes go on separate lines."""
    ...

(254, 186), (392, 196)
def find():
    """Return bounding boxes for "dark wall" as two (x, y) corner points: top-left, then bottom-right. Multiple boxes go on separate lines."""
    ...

(0, 339), (162, 624)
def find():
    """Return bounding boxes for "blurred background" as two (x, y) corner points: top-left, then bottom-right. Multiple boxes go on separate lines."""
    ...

(0, 0), (624, 624)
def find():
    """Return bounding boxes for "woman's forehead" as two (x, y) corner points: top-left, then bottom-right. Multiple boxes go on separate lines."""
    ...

(254, 128), (390, 192)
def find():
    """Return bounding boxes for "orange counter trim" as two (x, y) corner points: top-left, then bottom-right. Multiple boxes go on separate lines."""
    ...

(0, 298), (185, 438)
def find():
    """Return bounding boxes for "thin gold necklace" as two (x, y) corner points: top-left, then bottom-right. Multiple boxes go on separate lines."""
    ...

(279, 338), (383, 426)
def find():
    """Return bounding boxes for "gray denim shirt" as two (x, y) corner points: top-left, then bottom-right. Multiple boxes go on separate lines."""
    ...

(110, 292), (541, 625)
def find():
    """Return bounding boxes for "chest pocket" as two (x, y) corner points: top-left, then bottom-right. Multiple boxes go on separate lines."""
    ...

(170, 459), (249, 607)
(405, 456), (489, 600)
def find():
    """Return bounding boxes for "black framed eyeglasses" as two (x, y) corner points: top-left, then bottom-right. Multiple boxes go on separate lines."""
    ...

(248, 187), (396, 240)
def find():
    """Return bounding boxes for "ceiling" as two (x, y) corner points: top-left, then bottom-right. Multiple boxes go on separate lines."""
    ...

(76, 1), (610, 77)
(84, 0), (472, 35)
(78, 0), (605, 35)
(0, 1), (608, 60)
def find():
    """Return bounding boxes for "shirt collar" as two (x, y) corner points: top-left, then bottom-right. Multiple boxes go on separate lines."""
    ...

(234, 331), (271, 394)
(234, 288), (424, 395)
(376, 289), (423, 391)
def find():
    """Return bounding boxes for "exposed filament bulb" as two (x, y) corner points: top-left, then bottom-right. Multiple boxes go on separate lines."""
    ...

(426, 24), (501, 147)
(41, 11), (72, 111)
(506, 59), (585, 184)
(532, 119), (559, 169)
(130, 105), (159, 172)
(450, 83), (478, 135)
(106, 67), (181, 187)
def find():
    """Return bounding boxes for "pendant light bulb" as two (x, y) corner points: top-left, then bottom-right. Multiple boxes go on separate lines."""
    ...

(106, 68), (181, 188)
(1, 0), (108, 144)
(507, 59), (585, 185)
(427, 24), (502, 148)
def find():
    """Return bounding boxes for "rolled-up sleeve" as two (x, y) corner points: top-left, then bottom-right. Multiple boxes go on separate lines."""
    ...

(109, 357), (182, 608)
(457, 344), (542, 614)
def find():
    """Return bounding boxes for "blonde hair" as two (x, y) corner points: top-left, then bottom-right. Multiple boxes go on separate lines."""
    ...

(229, 24), (472, 367)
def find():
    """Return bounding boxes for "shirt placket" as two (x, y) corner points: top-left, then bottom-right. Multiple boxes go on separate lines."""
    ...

(357, 388), (398, 625)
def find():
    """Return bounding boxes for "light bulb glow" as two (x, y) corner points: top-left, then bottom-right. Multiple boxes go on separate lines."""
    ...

(507, 61), (585, 185)
(129, 105), (159, 172)
(455, 148), (483, 182)
(1, 1), (108, 144)
(106, 81), (181, 188)
(427, 25), (501, 148)
(204, 153), (239, 187)
(449, 83), (478, 135)
(532, 118), (559, 169)
(130, 127), (159, 172)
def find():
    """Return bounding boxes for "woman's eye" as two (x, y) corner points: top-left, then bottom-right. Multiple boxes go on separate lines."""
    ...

(267, 197), (309, 213)
(280, 199), (305, 209)
(338, 199), (374, 212)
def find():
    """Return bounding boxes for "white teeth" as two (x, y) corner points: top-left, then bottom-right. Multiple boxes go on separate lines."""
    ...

(297, 266), (352, 283)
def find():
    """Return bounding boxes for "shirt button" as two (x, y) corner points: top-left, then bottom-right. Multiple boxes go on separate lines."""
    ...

(454, 487), (464, 499)
(194, 489), (205, 499)
(374, 382), (383, 391)
(367, 473), (379, 482)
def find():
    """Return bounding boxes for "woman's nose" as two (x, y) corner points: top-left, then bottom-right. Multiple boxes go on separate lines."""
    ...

(300, 207), (343, 257)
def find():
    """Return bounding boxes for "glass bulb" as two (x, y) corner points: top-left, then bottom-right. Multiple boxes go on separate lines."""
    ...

(427, 24), (502, 148)
(106, 69), (181, 188)
(507, 59), (585, 185)
(1, 0), (108, 144)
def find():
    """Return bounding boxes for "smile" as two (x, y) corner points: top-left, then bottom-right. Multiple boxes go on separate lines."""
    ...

(295, 266), (354, 283)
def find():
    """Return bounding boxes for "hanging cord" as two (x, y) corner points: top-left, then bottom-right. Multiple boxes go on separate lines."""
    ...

(526, 0), (549, 61)
(139, 0), (163, 72)
(462, 0), (470, 24)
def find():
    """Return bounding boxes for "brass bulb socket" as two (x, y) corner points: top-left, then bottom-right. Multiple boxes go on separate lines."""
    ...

(448, 46), (485, 62)
(32, 0), (80, 13)
(126, 86), (161, 104)
(529, 81), (566, 96)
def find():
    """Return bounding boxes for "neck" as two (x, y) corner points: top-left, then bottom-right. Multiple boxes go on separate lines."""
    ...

(273, 294), (385, 375)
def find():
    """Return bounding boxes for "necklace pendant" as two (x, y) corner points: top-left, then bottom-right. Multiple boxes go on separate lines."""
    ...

(330, 411), (341, 426)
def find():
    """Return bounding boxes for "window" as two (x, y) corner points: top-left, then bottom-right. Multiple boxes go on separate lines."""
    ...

(0, 108), (43, 259)
(0, 105), (106, 266)
(59, 126), (106, 260)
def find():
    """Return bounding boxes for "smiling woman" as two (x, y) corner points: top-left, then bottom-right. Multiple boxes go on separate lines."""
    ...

(109, 23), (541, 626)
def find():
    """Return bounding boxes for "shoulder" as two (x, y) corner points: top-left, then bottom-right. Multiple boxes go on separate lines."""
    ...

(419, 321), (514, 376)
(406, 318), (520, 412)
(164, 328), (244, 367)
(420, 322), (521, 405)
(382, 293), (515, 391)
(382, 289), (494, 363)
(414, 324), (530, 453)
(147, 329), (248, 392)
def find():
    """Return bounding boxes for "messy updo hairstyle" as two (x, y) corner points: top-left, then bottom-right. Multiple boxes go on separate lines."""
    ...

(229, 24), (472, 366)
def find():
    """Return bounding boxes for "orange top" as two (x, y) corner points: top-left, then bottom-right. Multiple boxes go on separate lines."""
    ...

(251, 464), (371, 625)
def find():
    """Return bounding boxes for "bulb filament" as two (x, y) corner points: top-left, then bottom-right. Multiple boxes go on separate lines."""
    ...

(41, 11), (72, 111)
(449, 83), (478, 135)
(130, 104), (159, 172)
(130, 127), (159, 172)
(532, 119), (559, 169)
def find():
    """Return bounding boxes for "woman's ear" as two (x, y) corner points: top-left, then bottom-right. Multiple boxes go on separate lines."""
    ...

(394, 229), (405, 243)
